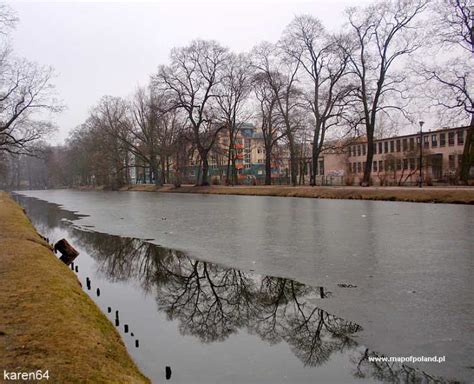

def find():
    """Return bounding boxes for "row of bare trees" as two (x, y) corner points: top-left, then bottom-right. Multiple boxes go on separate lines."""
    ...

(2, 0), (472, 189)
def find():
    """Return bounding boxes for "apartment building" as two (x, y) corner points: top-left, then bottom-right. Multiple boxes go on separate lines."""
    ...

(184, 123), (292, 183)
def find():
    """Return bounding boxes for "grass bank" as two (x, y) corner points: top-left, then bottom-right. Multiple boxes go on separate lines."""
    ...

(0, 192), (149, 383)
(120, 184), (474, 204)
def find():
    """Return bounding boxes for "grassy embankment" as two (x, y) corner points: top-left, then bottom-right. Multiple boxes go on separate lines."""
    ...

(120, 184), (474, 204)
(0, 192), (149, 383)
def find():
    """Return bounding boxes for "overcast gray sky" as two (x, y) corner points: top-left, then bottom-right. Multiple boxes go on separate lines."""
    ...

(10, 0), (371, 144)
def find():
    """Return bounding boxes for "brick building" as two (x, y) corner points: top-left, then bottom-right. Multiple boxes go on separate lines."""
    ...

(341, 126), (468, 185)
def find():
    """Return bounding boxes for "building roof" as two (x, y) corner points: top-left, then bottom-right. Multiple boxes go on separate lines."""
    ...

(345, 126), (469, 146)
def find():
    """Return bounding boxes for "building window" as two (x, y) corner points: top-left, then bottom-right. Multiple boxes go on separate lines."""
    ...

(409, 158), (415, 170)
(396, 139), (401, 152)
(384, 141), (389, 153)
(449, 155), (455, 169)
(362, 145), (366, 156)
(379, 160), (383, 171)
(403, 158), (408, 170)
(319, 160), (324, 175)
(457, 130), (464, 145)
(402, 138), (408, 151)
(409, 137), (415, 150)
(373, 143), (377, 154)
(431, 134), (437, 147)
(357, 145), (361, 156)
(424, 135), (429, 149)
(357, 162), (361, 173)
(373, 161), (377, 172)
(378, 142), (383, 154)
(390, 141), (395, 153)
(440, 133), (446, 146)
(352, 162), (357, 173)
(448, 131), (455, 146)
(353, 146), (357, 157)
(396, 159), (402, 171)
(347, 147), (351, 157)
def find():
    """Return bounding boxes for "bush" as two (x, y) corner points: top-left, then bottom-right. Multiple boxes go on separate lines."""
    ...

(345, 174), (355, 186)
(447, 170), (459, 185)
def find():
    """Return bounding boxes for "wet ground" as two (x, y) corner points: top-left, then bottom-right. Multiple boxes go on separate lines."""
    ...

(14, 191), (473, 383)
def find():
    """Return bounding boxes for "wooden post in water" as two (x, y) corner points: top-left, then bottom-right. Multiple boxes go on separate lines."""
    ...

(54, 239), (79, 265)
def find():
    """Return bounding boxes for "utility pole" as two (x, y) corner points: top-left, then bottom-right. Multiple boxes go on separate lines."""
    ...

(419, 120), (425, 188)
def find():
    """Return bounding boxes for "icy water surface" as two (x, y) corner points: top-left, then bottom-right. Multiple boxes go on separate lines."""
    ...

(14, 191), (473, 383)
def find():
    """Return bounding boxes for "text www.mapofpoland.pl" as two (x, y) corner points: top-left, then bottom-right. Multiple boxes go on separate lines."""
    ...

(368, 355), (446, 364)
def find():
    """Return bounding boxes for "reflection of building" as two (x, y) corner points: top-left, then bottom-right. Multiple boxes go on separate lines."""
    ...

(344, 126), (468, 185)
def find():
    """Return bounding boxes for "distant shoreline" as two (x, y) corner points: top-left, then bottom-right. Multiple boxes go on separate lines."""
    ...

(70, 184), (474, 204)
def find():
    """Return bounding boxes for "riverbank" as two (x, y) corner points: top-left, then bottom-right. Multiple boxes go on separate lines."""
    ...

(118, 184), (474, 204)
(0, 192), (149, 383)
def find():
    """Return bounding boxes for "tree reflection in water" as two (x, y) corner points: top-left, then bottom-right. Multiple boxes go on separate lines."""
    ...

(70, 230), (455, 383)
(15, 194), (456, 384)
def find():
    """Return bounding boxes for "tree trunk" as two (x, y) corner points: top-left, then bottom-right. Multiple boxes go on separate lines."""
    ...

(310, 147), (321, 187)
(288, 137), (298, 186)
(362, 124), (374, 186)
(148, 166), (153, 185)
(201, 156), (209, 186)
(264, 144), (272, 185)
(226, 138), (232, 185)
(150, 155), (162, 186)
(310, 124), (322, 186)
(460, 113), (473, 184)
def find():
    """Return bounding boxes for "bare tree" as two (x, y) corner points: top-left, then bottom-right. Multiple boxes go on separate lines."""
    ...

(216, 53), (253, 185)
(0, 4), (17, 36)
(281, 15), (352, 186)
(0, 58), (61, 155)
(344, 0), (429, 185)
(252, 42), (302, 186)
(419, 0), (473, 183)
(126, 87), (182, 186)
(252, 72), (286, 185)
(89, 96), (131, 188)
(0, 5), (62, 155)
(153, 40), (229, 186)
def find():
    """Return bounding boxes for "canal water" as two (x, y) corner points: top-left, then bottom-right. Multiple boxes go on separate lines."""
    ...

(13, 191), (473, 383)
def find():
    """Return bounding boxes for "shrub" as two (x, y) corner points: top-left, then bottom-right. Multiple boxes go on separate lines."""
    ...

(345, 174), (355, 186)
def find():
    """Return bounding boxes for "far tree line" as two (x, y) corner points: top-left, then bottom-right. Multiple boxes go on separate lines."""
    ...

(1, 0), (472, 189)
